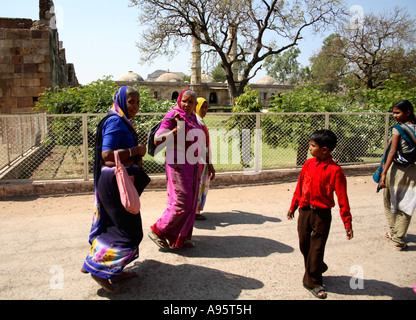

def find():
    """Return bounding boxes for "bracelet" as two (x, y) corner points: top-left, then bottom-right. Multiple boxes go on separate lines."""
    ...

(128, 148), (132, 157)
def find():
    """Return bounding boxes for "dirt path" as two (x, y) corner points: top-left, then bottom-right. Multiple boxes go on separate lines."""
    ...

(0, 175), (415, 300)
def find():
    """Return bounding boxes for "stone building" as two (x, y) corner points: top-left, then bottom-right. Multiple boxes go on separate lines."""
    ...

(116, 33), (293, 107)
(0, 0), (78, 114)
(116, 70), (293, 108)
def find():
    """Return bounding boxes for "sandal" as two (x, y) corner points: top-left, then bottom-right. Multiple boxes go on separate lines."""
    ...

(183, 240), (195, 248)
(394, 243), (408, 251)
(148, 231), (170, 249)
(303, 284), (327, 299)
(385, 232), (393, 241)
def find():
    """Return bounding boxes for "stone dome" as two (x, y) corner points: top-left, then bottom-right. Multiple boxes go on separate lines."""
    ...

(118, 71), (144, 82)
(155, 71), (181, 82)
(201, 73), (215, 83)
(256, 76), (278, 85)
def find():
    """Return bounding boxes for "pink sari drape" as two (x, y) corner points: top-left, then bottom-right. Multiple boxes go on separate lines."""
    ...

(150, 90), (204, 248)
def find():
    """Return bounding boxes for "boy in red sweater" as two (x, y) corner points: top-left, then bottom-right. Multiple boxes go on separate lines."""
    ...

(287, 129), (353, 299)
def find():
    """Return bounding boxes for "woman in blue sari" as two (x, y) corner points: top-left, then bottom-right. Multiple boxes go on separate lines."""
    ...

(81, 86), (150, 293)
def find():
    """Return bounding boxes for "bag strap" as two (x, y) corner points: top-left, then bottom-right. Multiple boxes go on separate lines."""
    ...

(114, 150), (121, 167)
(401, 123), (416, 146)
(393, 124), (416, 147)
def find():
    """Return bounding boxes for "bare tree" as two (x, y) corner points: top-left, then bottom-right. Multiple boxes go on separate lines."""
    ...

(130, 0), (346, 104)
(338, 7), (416, 89)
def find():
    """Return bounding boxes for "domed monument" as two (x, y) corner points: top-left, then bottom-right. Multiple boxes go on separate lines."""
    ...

(118, 71), (144, 82)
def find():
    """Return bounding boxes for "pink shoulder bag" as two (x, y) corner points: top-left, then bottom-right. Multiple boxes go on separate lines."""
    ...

(114, 150), (141, 214)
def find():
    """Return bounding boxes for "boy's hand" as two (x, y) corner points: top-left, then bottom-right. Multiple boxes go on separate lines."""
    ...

(287, 210), (295, 220)
(346, 229), (353, 240)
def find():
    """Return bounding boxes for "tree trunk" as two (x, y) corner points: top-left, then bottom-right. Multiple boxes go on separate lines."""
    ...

(296, 137), (310, 166)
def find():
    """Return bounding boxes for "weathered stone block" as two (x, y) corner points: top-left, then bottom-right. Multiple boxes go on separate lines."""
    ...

(0, 39), (14, 48)
(0, 63), (14, 73)
(23, 63), (38, 73)
(17, 97), (34, 108)
(5, 28), (31, 39)
(12, 55), (24, 64)
(15, 106), (34, 113)
(38, 63), (50, 73)
(36, 47), (50, 55)
(24, 54), (45, 64)
(12, 86), (42, 98)
(21, 78), (41, 87)
(40, 77), (51, 87)
(0, 55), (11, 64)
(0, 97), (17, 108)
(31, 30), (42, 39)
(9, 47), (22, 55)
(14, 64), (23, 73)
(0, 107), (12, 114)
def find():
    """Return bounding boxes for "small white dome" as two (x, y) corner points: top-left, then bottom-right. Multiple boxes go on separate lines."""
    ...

(201, 73), (215, 83)
(156, 72), (181, 82)
(256, 76), (278, 85)
(118, 71), (144, 82)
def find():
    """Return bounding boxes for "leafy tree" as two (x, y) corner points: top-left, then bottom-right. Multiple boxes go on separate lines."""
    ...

(210, 62), (227, 83)
(263, 47), (310, 84)
(309, 34), (347, 92)
(348, 75), (416, 112)
(34, 77), (174, 148)
(130, 0), (346, 104)
(266, 83), (343, 164)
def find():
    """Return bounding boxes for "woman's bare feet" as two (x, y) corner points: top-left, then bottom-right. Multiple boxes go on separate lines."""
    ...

(91, 274), (116, 294)
(110, 271), (138, 283)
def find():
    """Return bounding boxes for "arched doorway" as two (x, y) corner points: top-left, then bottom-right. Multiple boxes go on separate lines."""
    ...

(209, 92), (218, 104)
(172, 91), (179, 101)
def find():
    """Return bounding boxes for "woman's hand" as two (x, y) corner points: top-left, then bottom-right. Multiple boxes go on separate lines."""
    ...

(136, 143), (146, 157)
(379, 173), (387, 189)
(208, 164), (216, 181)
(102, 143), (146, 167)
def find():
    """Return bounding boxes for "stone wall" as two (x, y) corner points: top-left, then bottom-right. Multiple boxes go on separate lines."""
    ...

(116, 80), (293, 107)
(0, 2), (78, 114)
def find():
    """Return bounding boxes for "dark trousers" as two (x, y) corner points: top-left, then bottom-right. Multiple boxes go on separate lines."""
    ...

(297, 207), (332, 288)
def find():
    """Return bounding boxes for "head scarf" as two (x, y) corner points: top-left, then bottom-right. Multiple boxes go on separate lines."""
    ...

(172, 89), (200, 129)
(110, 86), (134, 127)
(196, 97), (207, 117)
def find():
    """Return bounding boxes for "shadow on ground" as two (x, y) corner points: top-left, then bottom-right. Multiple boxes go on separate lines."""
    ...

(194, 210), (281, 231)
(98, 259), (264, 300)
(325, 276), (416, 300)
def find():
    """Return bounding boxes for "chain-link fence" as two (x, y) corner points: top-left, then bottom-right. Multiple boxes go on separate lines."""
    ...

(0, 112), (393, 182)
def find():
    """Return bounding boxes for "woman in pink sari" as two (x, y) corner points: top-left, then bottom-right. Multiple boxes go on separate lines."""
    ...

(148, 89), (205, 249)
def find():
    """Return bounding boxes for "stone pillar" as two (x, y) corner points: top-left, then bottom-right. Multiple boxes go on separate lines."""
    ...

(39, 0), (54, 23)
(190, 31), (202, 97)
(228, 25), (238, 82)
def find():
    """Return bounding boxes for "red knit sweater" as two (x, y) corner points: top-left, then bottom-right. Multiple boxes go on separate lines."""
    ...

(290, 157), (352, 230)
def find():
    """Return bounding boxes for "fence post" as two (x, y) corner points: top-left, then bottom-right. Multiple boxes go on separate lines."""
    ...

(384, 114), (390, 150)
(325, 113), (330, 129)
(5, 117), (10, 167)
(254, 113), (261, 173)
(82, 114), (89, 181)
(19, 116), (24, 156)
